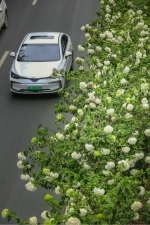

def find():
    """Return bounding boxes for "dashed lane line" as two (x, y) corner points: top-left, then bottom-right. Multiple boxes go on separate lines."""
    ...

(32, 0), (37, 5)
(0, 51), (10, 68)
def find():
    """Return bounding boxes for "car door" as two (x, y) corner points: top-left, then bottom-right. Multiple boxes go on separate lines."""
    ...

(61, 35), (72, 73)
(0, 0), (3, 28)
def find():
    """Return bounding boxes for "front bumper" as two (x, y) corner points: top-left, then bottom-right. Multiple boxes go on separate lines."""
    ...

(10, 77), (64, 94)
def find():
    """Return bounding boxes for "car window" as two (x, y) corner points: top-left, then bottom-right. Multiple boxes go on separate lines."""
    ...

(61, 35), (68, 56)
(17, 44), (60, 62)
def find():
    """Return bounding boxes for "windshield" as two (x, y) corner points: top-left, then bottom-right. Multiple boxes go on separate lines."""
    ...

(17, 44), (60, 62)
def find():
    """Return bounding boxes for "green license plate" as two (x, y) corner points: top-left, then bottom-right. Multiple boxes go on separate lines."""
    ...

(27, 86), (42, 91)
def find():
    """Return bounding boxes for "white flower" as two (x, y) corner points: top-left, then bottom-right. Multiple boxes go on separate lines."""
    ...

(137, 10), (143, 15)
(75, 57), (84, 63)
(93, 188), (105, 196)
(107, 179), (115, 185)
(125, 113), (133, 119)
(104, 46), (111, 52)
(18, 152), (26, 161)
(132, 130), (139, 136)
(64, 124), (70, 130)
(117, 89), (125, 95)
(104, 125), (113, 134)
(83, 163), (91, 170)
(136, 51), (142, 59)
(127, 137), (137, 145)
(78, 45), (85, 52)
(142, 103), (149, 109)
(55, 186), (61, 195)
(101, 148), (110, 155)
(88, 49), (94, 54)
(144, 129), (150, 137)
(132, 212), (140, 221)
(21, 174), (30, 181)
(107, 108), (114, 116)
(102, 170), (110, 176)
(89, 102), (96, 108)
(56, 133), (65, 141)
(25, 182), (37, 192)
(145, 156), (150, 163)
(77, 109), (84, 116)
(69, 105), (76, 110)
(85, 144), (94, 152)
(122, 103), (127, 108)
(127, 104), (134, 111)
(141, 98), (148, 104)
(141, 83), (149, 91)
(17, 160), (24, 169)
(66, 217), (81, 225)
(147, 199), (150, 204)
(78, 65), (84, 71)
(122, 147), (130, 153)
(80, 82), (87, 90)
(85, 24), (92, 29)
(68, 208), (74, 213)
(104, 60), (110, 66)
(138, 186), (145, 196)
(85, 33), (91, 38)
(109, 0), (115, 4)
(41, 211), (50, 220)
(29, 217), (38, 225)
(130, 169), (138, 176)
(80, 26), (85, 31)
(120, 78), (127, 85)
(79, 208), (87, 217)
(100, 33), (106, 39)
(118, 160), (130, 171)
(96, 46), (102, 51)
(95, 98), (101, 104)
(123, 66), (130, 73)
(50, 172), (59, 179)
(131, 201), (142, 211)
(71, 151), (82, 160)
(105, 161), (115, 170)
(134, 152), (144, 160)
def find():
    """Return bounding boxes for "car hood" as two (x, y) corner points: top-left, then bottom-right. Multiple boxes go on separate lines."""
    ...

(14, 61), (61, 78)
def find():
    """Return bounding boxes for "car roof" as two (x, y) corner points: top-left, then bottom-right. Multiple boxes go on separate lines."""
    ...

(23, 32), (61, 44)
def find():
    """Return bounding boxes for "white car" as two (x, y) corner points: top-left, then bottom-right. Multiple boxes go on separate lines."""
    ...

(0, 0), (8, 30)
(9, 32), (73, 94)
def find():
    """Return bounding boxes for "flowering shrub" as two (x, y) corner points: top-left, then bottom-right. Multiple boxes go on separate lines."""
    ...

(2, 0), (150, 224)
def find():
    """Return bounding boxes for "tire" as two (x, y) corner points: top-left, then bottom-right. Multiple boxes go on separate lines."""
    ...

(3, 12), (8, 29)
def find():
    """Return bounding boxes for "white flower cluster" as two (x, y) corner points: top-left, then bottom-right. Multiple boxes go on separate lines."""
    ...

(138, 186), (145, 196)
(141, 98), (149, 110)
(79, 208), (87, 217)
(85, 144), (94, 153)
(29, 216), (38, 225)
(41, 211), (50, 220)
(21, 174), (30, 181)
(45, 172), (59, 182)
(66, 217), (81, 225)
(56, 132), (65, 141)
(77, 109), (84, 116)
(18, 152), (26, 161)
(80, 82), (87, 90)
(25, 181), (37, 192)
(71, 151), (82, 160)
(69, 105), (77, 110)
(144, 129), (150, 137)
(75, 57), (84, 64)
(17, 160), (25, 169)
(93, 188), (105, 196)
(101, 148), (110, 155)
(78, 45), (85, 52)
(106, 108), (114, 116)
(104, 125), (113, 134)
(118, 160), (130, 171)
(131, 201), (142, 211)
(105, 161), (115, 170)
(127, 137), (137, 145)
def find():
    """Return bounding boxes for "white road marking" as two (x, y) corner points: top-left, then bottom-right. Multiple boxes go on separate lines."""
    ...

(32, 0), (37, 5)
(0, 51), (9, 68)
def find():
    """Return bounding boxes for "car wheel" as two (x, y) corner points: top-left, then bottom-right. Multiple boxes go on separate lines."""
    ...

(3, 12), (8, 29)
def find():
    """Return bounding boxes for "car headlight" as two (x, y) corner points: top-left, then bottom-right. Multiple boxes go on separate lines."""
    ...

(11, 71), (20, 79)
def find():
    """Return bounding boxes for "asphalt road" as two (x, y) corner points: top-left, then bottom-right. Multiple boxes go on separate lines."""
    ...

(0, 0), (100, 223)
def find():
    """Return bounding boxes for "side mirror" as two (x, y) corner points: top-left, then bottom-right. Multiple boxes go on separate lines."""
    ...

(9, 52), (16, 58)
(0, 8), (2, 13)
(65, 51), (72, 58)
